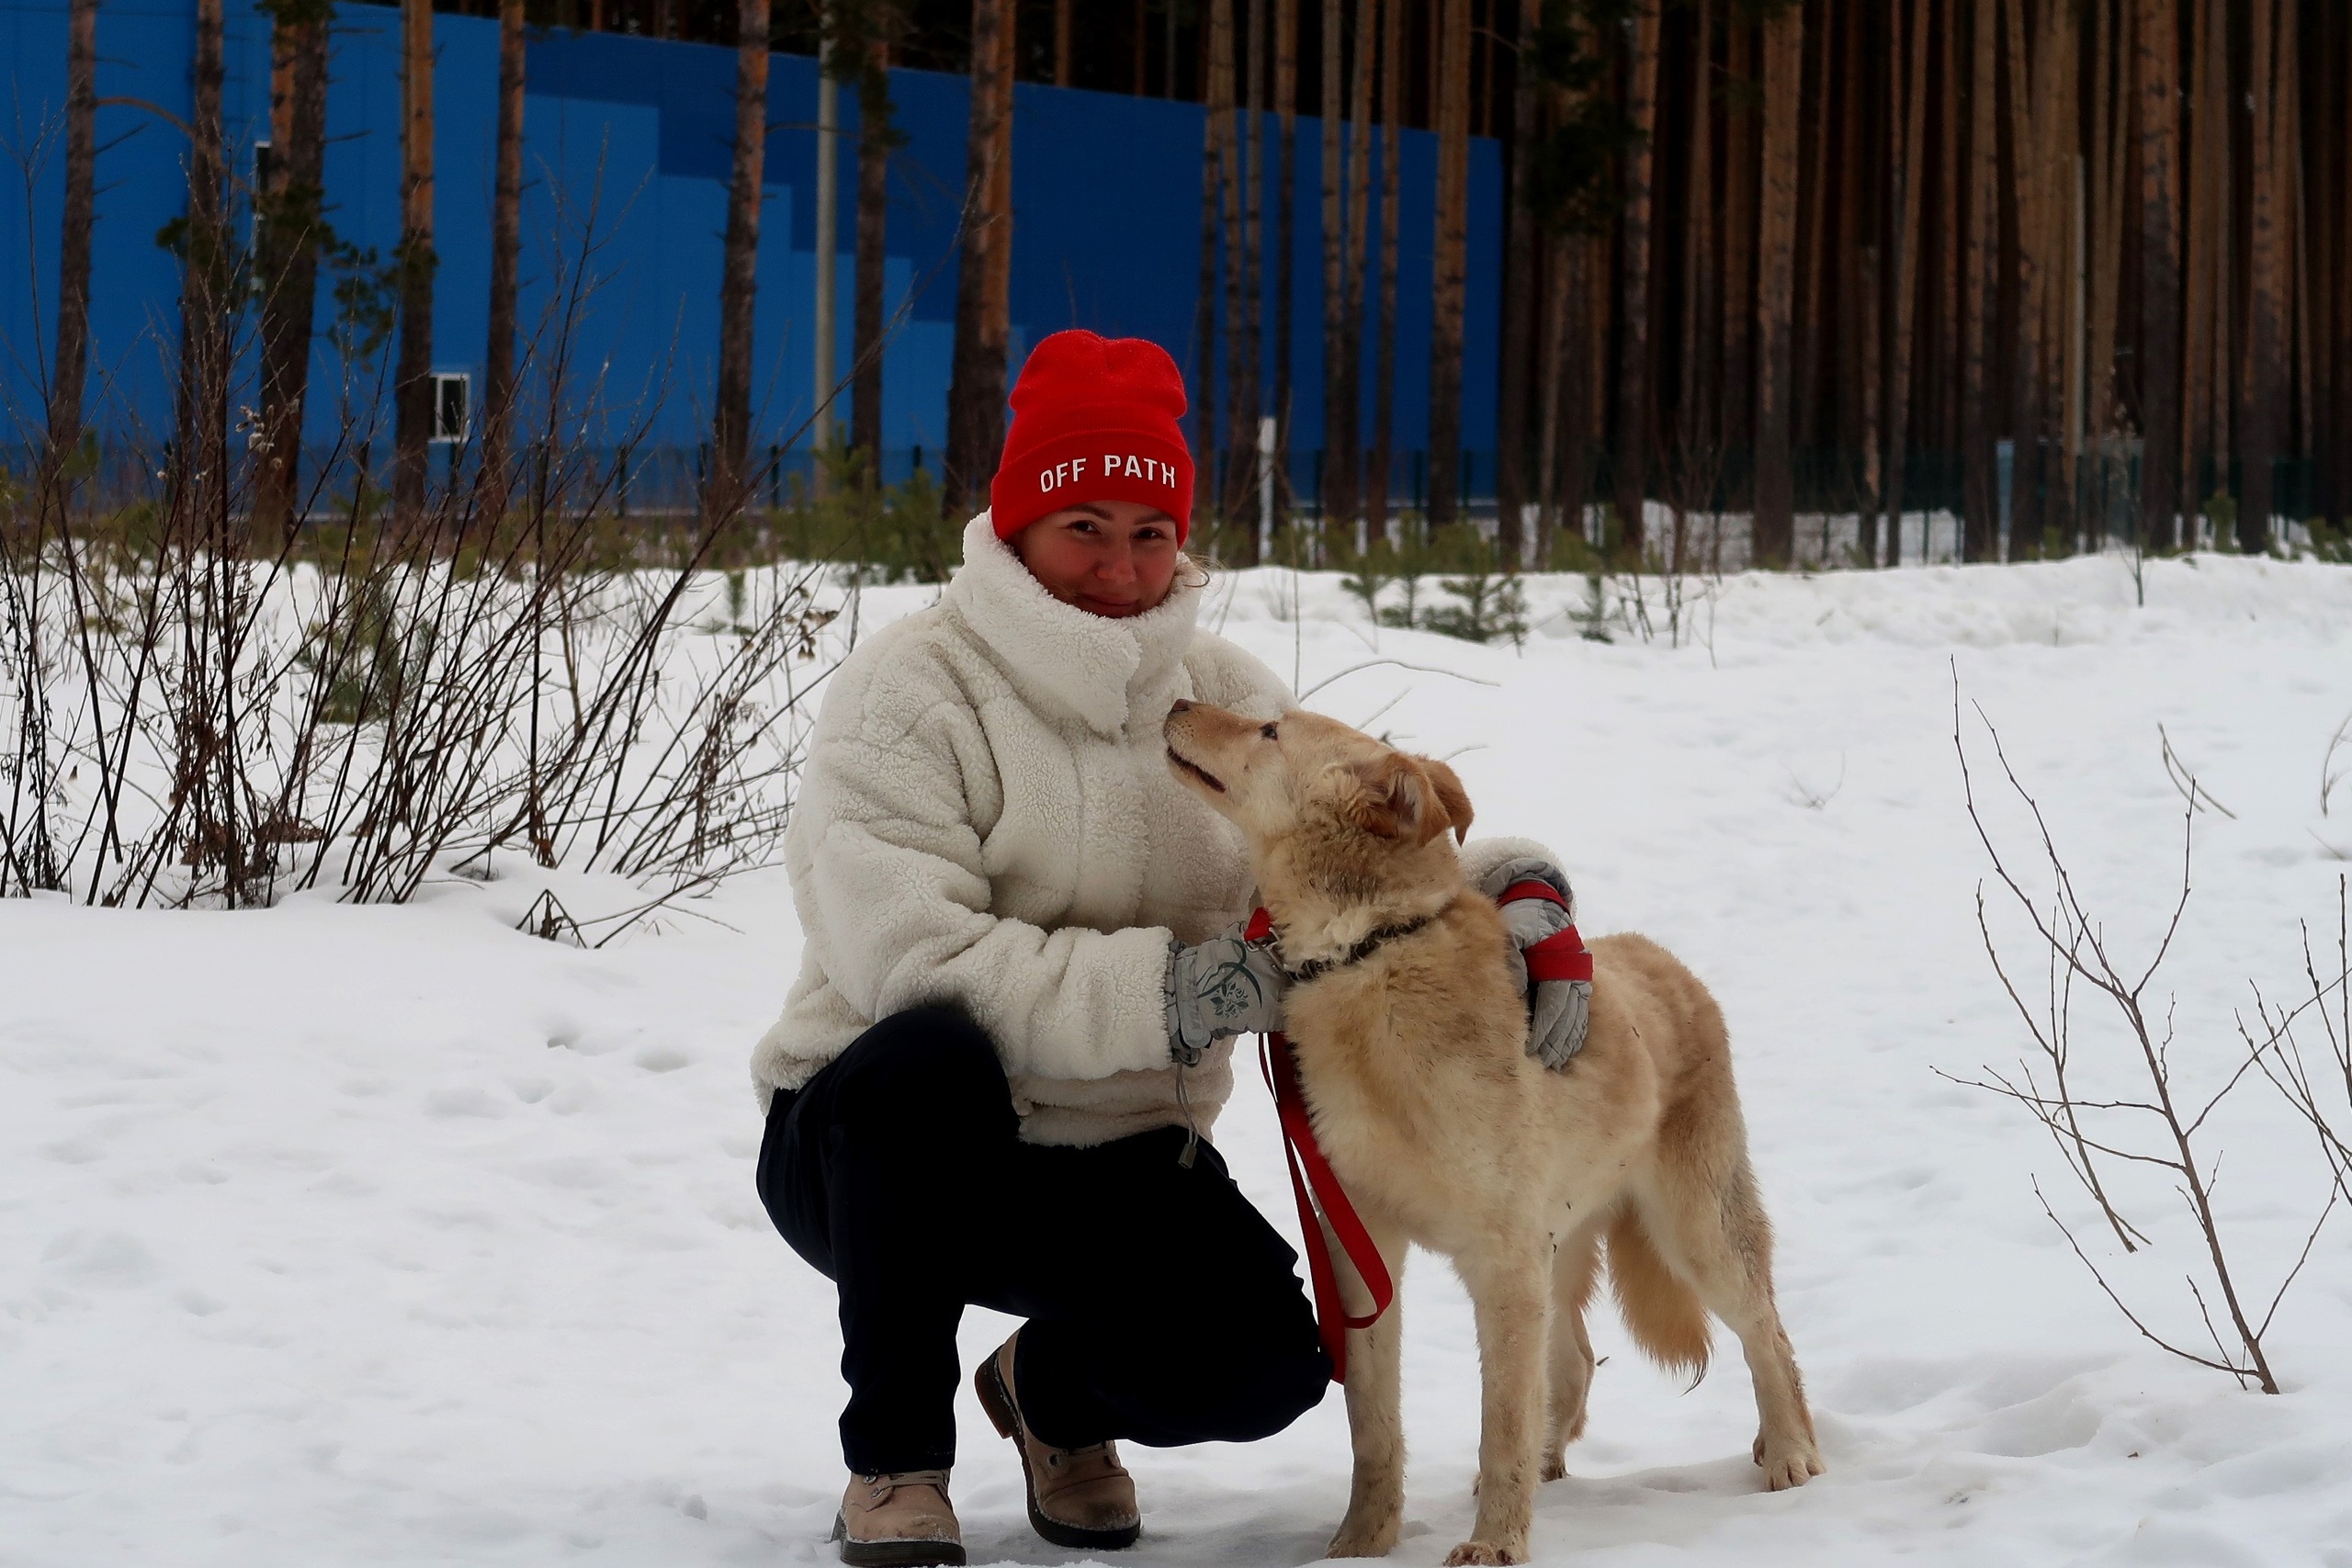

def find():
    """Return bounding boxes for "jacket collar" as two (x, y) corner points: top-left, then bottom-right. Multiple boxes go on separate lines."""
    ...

(941, 513), (1204, 737)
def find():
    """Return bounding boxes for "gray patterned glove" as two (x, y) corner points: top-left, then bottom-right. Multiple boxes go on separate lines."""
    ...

(1165, 921), (1287, 1066)
(1478, 857), (1594, 1070)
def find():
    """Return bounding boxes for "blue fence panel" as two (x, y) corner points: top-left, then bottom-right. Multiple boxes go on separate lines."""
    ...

(3, 0), (1501, 477)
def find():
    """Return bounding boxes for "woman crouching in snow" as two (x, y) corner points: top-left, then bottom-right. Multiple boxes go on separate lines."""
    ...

(752, 330), (1580, 1567)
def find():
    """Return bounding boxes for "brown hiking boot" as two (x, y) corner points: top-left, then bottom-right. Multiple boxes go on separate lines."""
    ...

(830, 1470), (964, 1568)
(975, 1335), (1142, 1551)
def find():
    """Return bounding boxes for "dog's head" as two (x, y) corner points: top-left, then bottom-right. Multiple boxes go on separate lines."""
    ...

(1162, 700), (1473, 861)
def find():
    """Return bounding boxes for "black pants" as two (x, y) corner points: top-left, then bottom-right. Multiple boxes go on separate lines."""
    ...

(758, 1005), (1329, 1475)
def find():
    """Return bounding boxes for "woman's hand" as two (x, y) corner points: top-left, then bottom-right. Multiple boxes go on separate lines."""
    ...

(1478, 857), (1594, 1070)
(1165, 923), (1287, 1066)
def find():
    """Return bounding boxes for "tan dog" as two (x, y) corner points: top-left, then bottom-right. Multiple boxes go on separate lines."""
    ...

(1163, 700), (1822, 1566)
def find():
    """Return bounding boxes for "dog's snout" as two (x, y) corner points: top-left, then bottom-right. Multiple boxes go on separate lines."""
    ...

(1169, 699), (1193, 715)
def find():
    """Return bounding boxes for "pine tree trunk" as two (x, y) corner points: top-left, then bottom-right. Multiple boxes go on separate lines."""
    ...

(1856, 240), (1881, 558)
(1677, 0), (1715, 482)
(1536, 231), (1573, 561)
(1751, 0), (1802, 569)
(1317, 0), (1348, 530)
(1056, 0), (1072, 84)
(1831, 0), (1870, 522)
(47, 0), (97, 469)
(2086, 0), (2128, 456)
(1962, 0), (1998, 558)
(2284, 29), (2309, 459)
(2182, 0), (2220, 524)
(1238, 0), (1268, 537)
(175, 0), (231, 537)
(1610, 0), (1661, 555)
(478, 0), (526, 526)
(393, 0), (439, 528)
(946, 0), (1014, 518)
(1999, 0), (2046, 553)
(1722, 17), (1757, 456)
(978, 2), (1016, 491)
(255, 5), (331, 539)
(2135, 0), (2182, 552)
(1367, 0), (1401, 543)
(2241, 0), (2287, 553)
(1493, 0), (1540, 566)
(2043, 0), (2080, 551)
(1273, 0), (1298, 520)
(852, 14), (896, 466)
(1424, 0), (1471, 530)
(1560, 232), (1602, 553)
(1204, 104), (1223, 533)
(1340, 0), (1375, 534)
(1936, 0), (1961, 458)
(709, 0), (770, 519)
(2180, 0), (2217, 527)
(2330, 2), (2352, 535)
(1196, 60), (1223, 526)
(1882, 0), (1928, 568)
(1212, 0), (1258, 546)
(1794, 0), (1838, 458)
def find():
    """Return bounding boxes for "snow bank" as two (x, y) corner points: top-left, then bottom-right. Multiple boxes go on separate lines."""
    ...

(6, 554), (2350, 1564)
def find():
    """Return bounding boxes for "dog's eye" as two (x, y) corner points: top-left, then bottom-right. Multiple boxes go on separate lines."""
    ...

(1261, 723), (1279, 741)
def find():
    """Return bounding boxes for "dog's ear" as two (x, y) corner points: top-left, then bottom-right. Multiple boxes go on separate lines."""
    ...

(1416, 756), (1474, 844)
(1334, 751), (1427, 841)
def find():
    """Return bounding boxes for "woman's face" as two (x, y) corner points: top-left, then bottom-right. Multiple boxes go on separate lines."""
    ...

(1011, 500), (1182, 619)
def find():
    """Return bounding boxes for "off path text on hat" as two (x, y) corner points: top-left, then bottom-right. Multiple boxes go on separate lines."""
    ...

(991, 330), (1195, 545)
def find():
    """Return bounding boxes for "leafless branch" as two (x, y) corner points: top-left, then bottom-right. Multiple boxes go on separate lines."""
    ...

(2159, 723), (2237, 819)
(1296, 658), (1500, 703)
(1949, 674), (2324, 1394)
(1783, 752), (1845, 811)
(2321, 713), (2351, 818)
(2030, 1179), (2255, 1384)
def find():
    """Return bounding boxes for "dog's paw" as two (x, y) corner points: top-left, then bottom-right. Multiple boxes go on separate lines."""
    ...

(1752, 1433), (1826, 1492)
(1538, 1456), (1570, 1483)
(1326, 1512), (1402, 1559)
(1442, 1540), (1524, 1566)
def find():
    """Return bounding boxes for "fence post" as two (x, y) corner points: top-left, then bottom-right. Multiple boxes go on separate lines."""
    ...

(1257, 416), (1276, 562)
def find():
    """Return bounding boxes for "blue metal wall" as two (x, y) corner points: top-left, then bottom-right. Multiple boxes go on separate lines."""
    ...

(1, 0), (1501, 493)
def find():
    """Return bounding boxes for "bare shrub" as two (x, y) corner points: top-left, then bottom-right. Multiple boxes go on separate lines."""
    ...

(2241, 878), (2352, 1206)
(3, 169), (854, 915)
(1947, 690), (2340, 1393)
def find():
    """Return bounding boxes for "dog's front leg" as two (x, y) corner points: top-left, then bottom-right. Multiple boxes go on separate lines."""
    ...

(1445, 1242), (1551, 1566)
(1327, 1216), (1409, 1560)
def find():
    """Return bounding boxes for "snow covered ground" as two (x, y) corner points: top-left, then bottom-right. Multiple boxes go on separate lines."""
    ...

(6, 551), (2351, 1566)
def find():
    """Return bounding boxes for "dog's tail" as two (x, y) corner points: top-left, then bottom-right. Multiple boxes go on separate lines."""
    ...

(1604, 1206), (1713, 1382)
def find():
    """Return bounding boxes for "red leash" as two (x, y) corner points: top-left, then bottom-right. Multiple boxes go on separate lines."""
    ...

(1260, 1030), (1393, 1382)
(1244, 908), (1395, 1382)
(1241, 891), (1590, 1381)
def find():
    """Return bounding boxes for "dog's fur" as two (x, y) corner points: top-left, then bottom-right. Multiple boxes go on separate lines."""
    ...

(1163, 701), (1823, 1566)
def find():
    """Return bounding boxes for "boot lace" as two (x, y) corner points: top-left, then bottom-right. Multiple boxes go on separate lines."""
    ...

(857, 1469), (951, 1506)
(1042, 1441), (1125, 1476)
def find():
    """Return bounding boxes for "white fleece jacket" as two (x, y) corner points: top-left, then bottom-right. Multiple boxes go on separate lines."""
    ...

(753, 514), (1563, 1147)
(752, 515), (1292, 1145)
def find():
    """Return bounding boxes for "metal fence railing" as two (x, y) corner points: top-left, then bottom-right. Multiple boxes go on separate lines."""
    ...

(5, 438), (2337, 552)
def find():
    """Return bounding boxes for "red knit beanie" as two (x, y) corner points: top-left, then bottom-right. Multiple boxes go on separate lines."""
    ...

(991, 330), (1195, 545)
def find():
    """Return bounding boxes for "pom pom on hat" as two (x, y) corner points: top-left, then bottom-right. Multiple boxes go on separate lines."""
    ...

(990, 330), (1195, 544)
